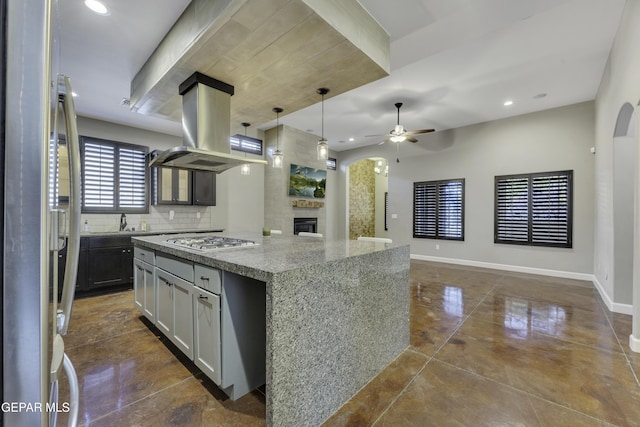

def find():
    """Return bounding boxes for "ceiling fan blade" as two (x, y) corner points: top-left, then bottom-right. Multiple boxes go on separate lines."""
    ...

(378, 140), (387, 145)
(404, 129), (435, 135)
(365, 133), (391, 138)
(407, 136), (418, 143)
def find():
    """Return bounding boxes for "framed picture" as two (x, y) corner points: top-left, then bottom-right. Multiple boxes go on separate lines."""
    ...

(289, 164), (326, 198)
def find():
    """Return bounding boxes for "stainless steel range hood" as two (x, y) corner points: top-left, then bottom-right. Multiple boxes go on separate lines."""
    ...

(149, 72), (267, 173)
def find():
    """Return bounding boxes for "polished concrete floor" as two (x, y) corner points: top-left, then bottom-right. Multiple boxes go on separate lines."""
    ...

(58, 260), (640, 426)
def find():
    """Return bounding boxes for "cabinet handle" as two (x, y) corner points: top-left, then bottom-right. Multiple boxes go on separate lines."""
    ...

(200, 276), (209, 281)
(198, 294), (208, 300)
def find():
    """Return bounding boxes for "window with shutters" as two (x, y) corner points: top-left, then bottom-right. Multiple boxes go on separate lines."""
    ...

(229, 134), (263, 155)
(494, 170), (572, 248)
(81, 136), (149, 213)
(413, 179), (464, 240)
(384, 191), (389, 231)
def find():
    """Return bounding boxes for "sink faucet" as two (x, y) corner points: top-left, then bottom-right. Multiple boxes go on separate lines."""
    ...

(119, 213), (127, 231)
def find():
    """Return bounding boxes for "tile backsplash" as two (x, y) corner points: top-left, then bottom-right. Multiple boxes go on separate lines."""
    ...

(77, 205), (219, 233)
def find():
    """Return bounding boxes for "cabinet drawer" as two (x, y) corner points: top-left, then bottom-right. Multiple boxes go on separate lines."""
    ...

(134, 247), (155, 265)
(156, 253), (194, 282)
(194, 264), (221, 294)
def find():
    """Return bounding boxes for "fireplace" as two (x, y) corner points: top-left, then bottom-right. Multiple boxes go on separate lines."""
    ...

(294, 217), (317, 235)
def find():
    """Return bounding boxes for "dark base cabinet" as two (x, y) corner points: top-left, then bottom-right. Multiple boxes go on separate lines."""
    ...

(87, 235), (133, 291)
(51, 237), (88, 298)
(54, 235), (134, 299)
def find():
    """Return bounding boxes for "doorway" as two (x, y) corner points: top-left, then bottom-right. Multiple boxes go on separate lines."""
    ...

(347, 158), (389, 240)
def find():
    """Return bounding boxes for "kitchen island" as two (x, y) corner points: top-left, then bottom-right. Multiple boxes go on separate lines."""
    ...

(132, 232), (410, 427)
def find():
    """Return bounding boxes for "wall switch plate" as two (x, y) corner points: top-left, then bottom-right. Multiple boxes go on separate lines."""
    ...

(169, 210), (174, 220)
(436, 244), (440, 250)
(197, 212), (201, 219)
(391, 213), (398, 219)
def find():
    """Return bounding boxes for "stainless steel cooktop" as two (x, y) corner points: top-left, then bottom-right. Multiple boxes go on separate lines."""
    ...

(165, 236), (259, 251)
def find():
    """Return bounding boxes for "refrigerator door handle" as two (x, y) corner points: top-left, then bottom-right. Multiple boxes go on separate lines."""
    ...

(57, 75), (81, 336)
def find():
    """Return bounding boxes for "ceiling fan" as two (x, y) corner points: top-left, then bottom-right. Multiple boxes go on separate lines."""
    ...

(368, 102), (435, 145)
(368, 102), (435, 162)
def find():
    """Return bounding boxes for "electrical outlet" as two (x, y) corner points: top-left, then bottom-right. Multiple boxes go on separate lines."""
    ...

(391, 214), (398, 219)
(197, 212), (201, 219)
(169, 210), (174, 220)
(436, 244), (440, 250)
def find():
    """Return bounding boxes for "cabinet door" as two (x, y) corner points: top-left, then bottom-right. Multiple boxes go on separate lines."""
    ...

(155, 167), (192, 205)
(193, 170), (216, 206)
(172, 277), (194, 359)
(143, 263), (156, 323)
(155, 269), (174, 336)
(193, 289), (221, 384)
(87, 247), (124, 289)
(133, 259), (145, 314)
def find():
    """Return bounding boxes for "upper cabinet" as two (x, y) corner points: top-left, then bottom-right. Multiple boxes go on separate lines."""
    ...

(154, 167), (192, 205)
(151, 165), (216, 206)
(193, 170), (216, 206)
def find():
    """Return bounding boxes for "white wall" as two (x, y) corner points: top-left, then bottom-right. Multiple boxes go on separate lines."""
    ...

(593, 0), (640, 344)
(337, 102), (595, 277)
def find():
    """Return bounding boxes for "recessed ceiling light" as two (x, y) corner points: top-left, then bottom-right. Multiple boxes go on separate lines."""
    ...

(84, 0), (110, 16)
(503, 100), (514, 107)
(71, 92), (78, 97)
(348, 137), (354, 142)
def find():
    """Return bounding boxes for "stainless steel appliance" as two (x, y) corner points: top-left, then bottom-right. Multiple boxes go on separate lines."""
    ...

(165, 236), (259, 252)
(3, 0), (81, 425)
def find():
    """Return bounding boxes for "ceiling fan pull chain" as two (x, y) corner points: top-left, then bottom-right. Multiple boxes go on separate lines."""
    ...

(396, 143), (400, 163)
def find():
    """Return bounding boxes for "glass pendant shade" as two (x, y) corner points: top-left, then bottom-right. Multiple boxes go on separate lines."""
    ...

(272, 107), (284, 169)
(240, 122), (251, 175)
(316, 88), (330, 160)
(272, 149), (283, 168)
(317, 138), (328, 160)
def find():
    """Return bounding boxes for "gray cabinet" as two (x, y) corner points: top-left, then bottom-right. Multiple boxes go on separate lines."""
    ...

(155, 269), (173, 337)
(135, 247), (264, 401)
(193, 170), (216, 206)
(134, 246), (156, 322)
(172, 275), (194, 359)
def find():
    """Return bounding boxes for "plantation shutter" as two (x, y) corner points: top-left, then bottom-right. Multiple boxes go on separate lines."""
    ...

(495, 176), (529, 243)
(414, 179), (464, 240)
(495, 171), (572, 247)
(118, 146), (147, 209)
(83, 141), (115, 209)
(81, 137), (148, 213)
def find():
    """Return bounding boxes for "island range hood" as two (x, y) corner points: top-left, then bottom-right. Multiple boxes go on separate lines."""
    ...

(149, 72), (267, 173)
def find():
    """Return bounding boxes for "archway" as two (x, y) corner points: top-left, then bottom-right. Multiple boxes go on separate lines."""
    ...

(613, 102), (639, 352)
(346, 157), (390, 240)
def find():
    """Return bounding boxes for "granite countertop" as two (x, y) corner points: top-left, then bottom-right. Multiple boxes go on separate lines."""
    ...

(79, 228), (224, 237)
(132, 231), (406, 282)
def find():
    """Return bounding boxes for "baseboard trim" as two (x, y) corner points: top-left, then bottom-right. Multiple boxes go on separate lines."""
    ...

(410, 254), (593, 281)
(630, 334), (640, 353)
(409, 254), (638, 315)
(591, 275), (634, 315)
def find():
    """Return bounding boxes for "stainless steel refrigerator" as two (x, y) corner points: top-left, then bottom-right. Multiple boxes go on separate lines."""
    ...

(3, 0), (81, 425)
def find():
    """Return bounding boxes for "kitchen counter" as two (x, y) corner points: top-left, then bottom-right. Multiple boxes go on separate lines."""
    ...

(132, 232), (410, 427)
(80, 228), (224, 237)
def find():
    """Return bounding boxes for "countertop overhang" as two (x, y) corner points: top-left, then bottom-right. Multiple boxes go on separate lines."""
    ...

(132, 231), (407, 282)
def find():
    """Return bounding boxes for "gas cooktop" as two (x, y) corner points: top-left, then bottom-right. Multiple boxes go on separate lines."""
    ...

(165, 236), (259, 252)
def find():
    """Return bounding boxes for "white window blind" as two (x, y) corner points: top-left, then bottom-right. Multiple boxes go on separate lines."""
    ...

(414, 179), (464, 240)
(495, 170), (572, 247)
(81, 137), (148, 213)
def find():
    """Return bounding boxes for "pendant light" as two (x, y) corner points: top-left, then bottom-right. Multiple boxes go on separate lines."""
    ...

(240, 122), (251, 176)
(316, 88), (329, 160)
(272, 107), (284, 169)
